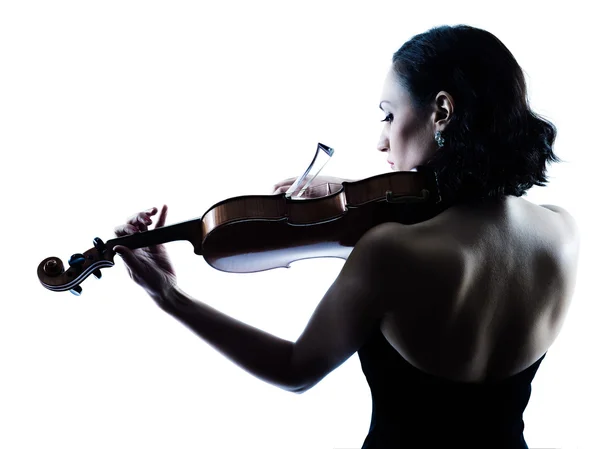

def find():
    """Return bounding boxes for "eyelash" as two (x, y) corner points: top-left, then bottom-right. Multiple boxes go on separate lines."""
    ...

(381, 113), (393, 123)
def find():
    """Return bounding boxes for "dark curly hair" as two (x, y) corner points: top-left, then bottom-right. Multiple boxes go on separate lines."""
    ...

(392, 24), (561, 205)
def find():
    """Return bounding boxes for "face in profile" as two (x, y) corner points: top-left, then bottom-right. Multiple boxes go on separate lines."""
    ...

(377, 67), (453, 171)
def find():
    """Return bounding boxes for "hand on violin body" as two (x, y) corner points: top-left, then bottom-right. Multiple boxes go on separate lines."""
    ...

(112, 205), (177, 306)
(271, 175), (353, 199)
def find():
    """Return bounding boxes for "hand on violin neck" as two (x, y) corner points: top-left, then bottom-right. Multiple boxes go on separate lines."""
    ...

(112, 205), (178, 305)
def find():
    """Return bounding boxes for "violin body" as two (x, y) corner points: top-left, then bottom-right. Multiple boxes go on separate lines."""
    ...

(38, 165), (447, 295)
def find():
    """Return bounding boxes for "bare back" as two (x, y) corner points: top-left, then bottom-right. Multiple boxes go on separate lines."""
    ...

(380, 195), (580, 383)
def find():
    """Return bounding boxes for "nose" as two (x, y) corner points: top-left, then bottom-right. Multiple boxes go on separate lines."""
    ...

(376, 135), (388, 153)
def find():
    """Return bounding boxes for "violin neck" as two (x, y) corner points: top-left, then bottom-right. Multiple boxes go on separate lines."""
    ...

(106, 219), (203, 254)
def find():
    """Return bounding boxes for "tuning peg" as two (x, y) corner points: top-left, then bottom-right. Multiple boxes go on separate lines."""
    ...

(93, 237), (106, 253)
(70, 285), (82, 296)
(68, 253), (86, 268)
(93, 269), (102, 279)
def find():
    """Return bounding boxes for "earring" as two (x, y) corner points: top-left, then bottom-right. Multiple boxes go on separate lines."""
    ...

(435, 131), (445, 148)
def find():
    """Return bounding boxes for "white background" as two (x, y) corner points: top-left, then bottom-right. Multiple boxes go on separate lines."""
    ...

(1, 1), (598, 448)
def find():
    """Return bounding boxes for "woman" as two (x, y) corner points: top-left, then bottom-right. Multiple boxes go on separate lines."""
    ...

(112, 25), (580, 448)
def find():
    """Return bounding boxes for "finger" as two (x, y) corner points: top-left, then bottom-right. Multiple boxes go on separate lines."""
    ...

(127, 208), (155, 225)
(143, 207), (158, 224)
(126, 214), (144, 230)
(127, 213), (151, 232)
(155, 205), (168, 228)
(137, 214), (150, 232)
(135, 208), (158, 231)
(112, 245), (139, 271)
(114, 224), (142, 237)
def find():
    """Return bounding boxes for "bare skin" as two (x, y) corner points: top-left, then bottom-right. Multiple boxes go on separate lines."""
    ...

(114, 64), (579, 391)
(339, 66), (580, 382)
(377, 195), (580, 383)
(271, 177), (580, 383)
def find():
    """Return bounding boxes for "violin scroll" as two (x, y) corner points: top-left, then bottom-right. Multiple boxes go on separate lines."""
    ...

(37, 237), (117, 296)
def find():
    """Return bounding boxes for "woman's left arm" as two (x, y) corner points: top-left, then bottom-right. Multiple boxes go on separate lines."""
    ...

(115, 207), (402, 394)
(159, 223), (402, 394)
(162, 285), (299, 392)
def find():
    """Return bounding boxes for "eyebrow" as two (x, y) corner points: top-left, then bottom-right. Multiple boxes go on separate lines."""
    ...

(379, 101), (391, 111)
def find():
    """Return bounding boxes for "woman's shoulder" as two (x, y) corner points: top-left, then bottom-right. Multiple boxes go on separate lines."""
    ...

(538, 203), (579, 239)
(439, 196), (578, 240)
(363, 196), (579, 263)
(375, 196), (580, 277)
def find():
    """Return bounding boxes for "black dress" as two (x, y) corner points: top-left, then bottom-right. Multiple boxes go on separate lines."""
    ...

(357, 324), (546, 448)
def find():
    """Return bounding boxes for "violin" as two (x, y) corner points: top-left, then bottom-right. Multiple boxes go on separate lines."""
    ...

(37, 144), (446, 296)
